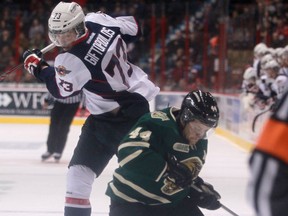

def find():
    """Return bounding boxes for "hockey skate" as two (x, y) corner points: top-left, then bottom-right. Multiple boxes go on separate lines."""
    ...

(53, 153), (62, 162)
(41, 152), (52, 161)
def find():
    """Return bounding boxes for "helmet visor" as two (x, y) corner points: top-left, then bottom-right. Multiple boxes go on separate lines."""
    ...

(49, 29), (77, 47)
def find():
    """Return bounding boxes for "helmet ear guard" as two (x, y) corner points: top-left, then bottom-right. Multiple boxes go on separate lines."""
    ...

(74, 22), (86, 37)
(180, 107), (195, 124)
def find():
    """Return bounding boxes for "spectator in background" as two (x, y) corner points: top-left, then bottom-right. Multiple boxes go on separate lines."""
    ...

(21, 72), (36, 83)
(186, 68), (204, 91)
(0, 29), (12, 48)
(41, 92), (85, 162)
(0, 7), (14, 37)
(167, 30), (185, 55)
(2, 57), (22, 83)
(173, 68), (204, 92)
(28, 18), (46, 50)
(28, 0), (50, 24)
(171, 58), (186, 84)
(272, 19), (288, 47)
(18, 32), (30, 51)
(167, 47), (187, 89)
(162, 75), (176, 91)
(30, 32), (46, 49)
(0, 45), (13, 72)
(189, 32), (202, 66)
(28, 18), (45, 41)
(2, 0), (287, 87)
(111, 2), (126, 17)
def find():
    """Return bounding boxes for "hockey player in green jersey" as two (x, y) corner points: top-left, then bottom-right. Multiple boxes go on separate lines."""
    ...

(106, 90), (221, 216)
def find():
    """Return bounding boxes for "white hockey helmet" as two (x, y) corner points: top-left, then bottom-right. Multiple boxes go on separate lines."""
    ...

(48, 2), (86, 47)
(254, 43), (269, 59)
(243, 67), (256, 80)
(274, 47), (283, 57)
(260, 54), (274, 68)
(279, 48), (288, 66)
(263, 59), (280, 71)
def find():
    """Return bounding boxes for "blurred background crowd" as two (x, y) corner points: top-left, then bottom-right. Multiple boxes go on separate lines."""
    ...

(0, 0), (288, 94)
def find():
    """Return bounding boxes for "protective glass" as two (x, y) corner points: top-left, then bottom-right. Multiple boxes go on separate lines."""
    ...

(49, 29), (77, 47)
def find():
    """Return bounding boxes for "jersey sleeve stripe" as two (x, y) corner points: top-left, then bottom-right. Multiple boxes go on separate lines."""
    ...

(118, 141), (150, 151)
(119, 150), (143, 167)
(108, 182), (140, 203)
(113, 172), (171, 204)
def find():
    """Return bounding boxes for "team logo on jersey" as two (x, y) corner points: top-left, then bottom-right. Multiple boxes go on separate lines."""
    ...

(55, 65), (71, 77)
(151, 111), (169, 121)
(173, 142), (190, 153)
(182, 157), (203, 179)
(161, 157), (203, 195)
(162, 179), (182, 195)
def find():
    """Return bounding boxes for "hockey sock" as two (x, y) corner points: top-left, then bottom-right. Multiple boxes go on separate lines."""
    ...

(64, 197), (91, 216)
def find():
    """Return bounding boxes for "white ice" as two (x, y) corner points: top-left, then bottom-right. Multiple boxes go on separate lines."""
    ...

(0, 123), (254, 216)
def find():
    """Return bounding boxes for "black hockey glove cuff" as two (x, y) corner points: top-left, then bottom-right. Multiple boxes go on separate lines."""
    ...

(164, 154), (193, 189)
(190, 177), (221, 210)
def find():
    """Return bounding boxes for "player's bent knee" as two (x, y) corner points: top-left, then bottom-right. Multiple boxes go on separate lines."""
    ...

(66, 165), (96, 200)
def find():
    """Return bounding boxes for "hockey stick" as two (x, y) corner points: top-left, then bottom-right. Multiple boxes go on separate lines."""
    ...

(220, 203), (240, 216)
(251, 107), (271, 132)
(0, 43), (56, 81)
(190, 184), (239, 216)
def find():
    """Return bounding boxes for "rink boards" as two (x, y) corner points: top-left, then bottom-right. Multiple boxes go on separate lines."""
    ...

(0, 85), (270, 152)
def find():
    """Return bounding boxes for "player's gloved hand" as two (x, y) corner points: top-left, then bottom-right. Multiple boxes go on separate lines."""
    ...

(22, 49), (48, 78)
(191, 177), (221, 210)
(165, 154), (192, 189)
(31, 48), (43, 57)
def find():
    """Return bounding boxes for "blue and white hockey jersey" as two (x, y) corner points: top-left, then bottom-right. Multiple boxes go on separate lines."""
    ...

(40, 12), (159, 115)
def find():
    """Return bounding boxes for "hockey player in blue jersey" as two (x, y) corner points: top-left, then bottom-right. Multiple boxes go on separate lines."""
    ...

(106, 90), (221, 216)
(22, 2), (159, 216)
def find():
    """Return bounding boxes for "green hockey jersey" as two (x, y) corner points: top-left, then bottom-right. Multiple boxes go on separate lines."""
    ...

(106, 107), (208, 206)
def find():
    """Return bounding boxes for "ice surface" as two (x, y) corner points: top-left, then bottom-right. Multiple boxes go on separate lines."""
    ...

(0, 124), (254, 216)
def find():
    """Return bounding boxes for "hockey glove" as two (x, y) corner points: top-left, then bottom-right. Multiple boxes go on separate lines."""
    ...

(23, 49), (48, 78)
(191, 177), (221, 210)
(165, 154), (193, 189)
